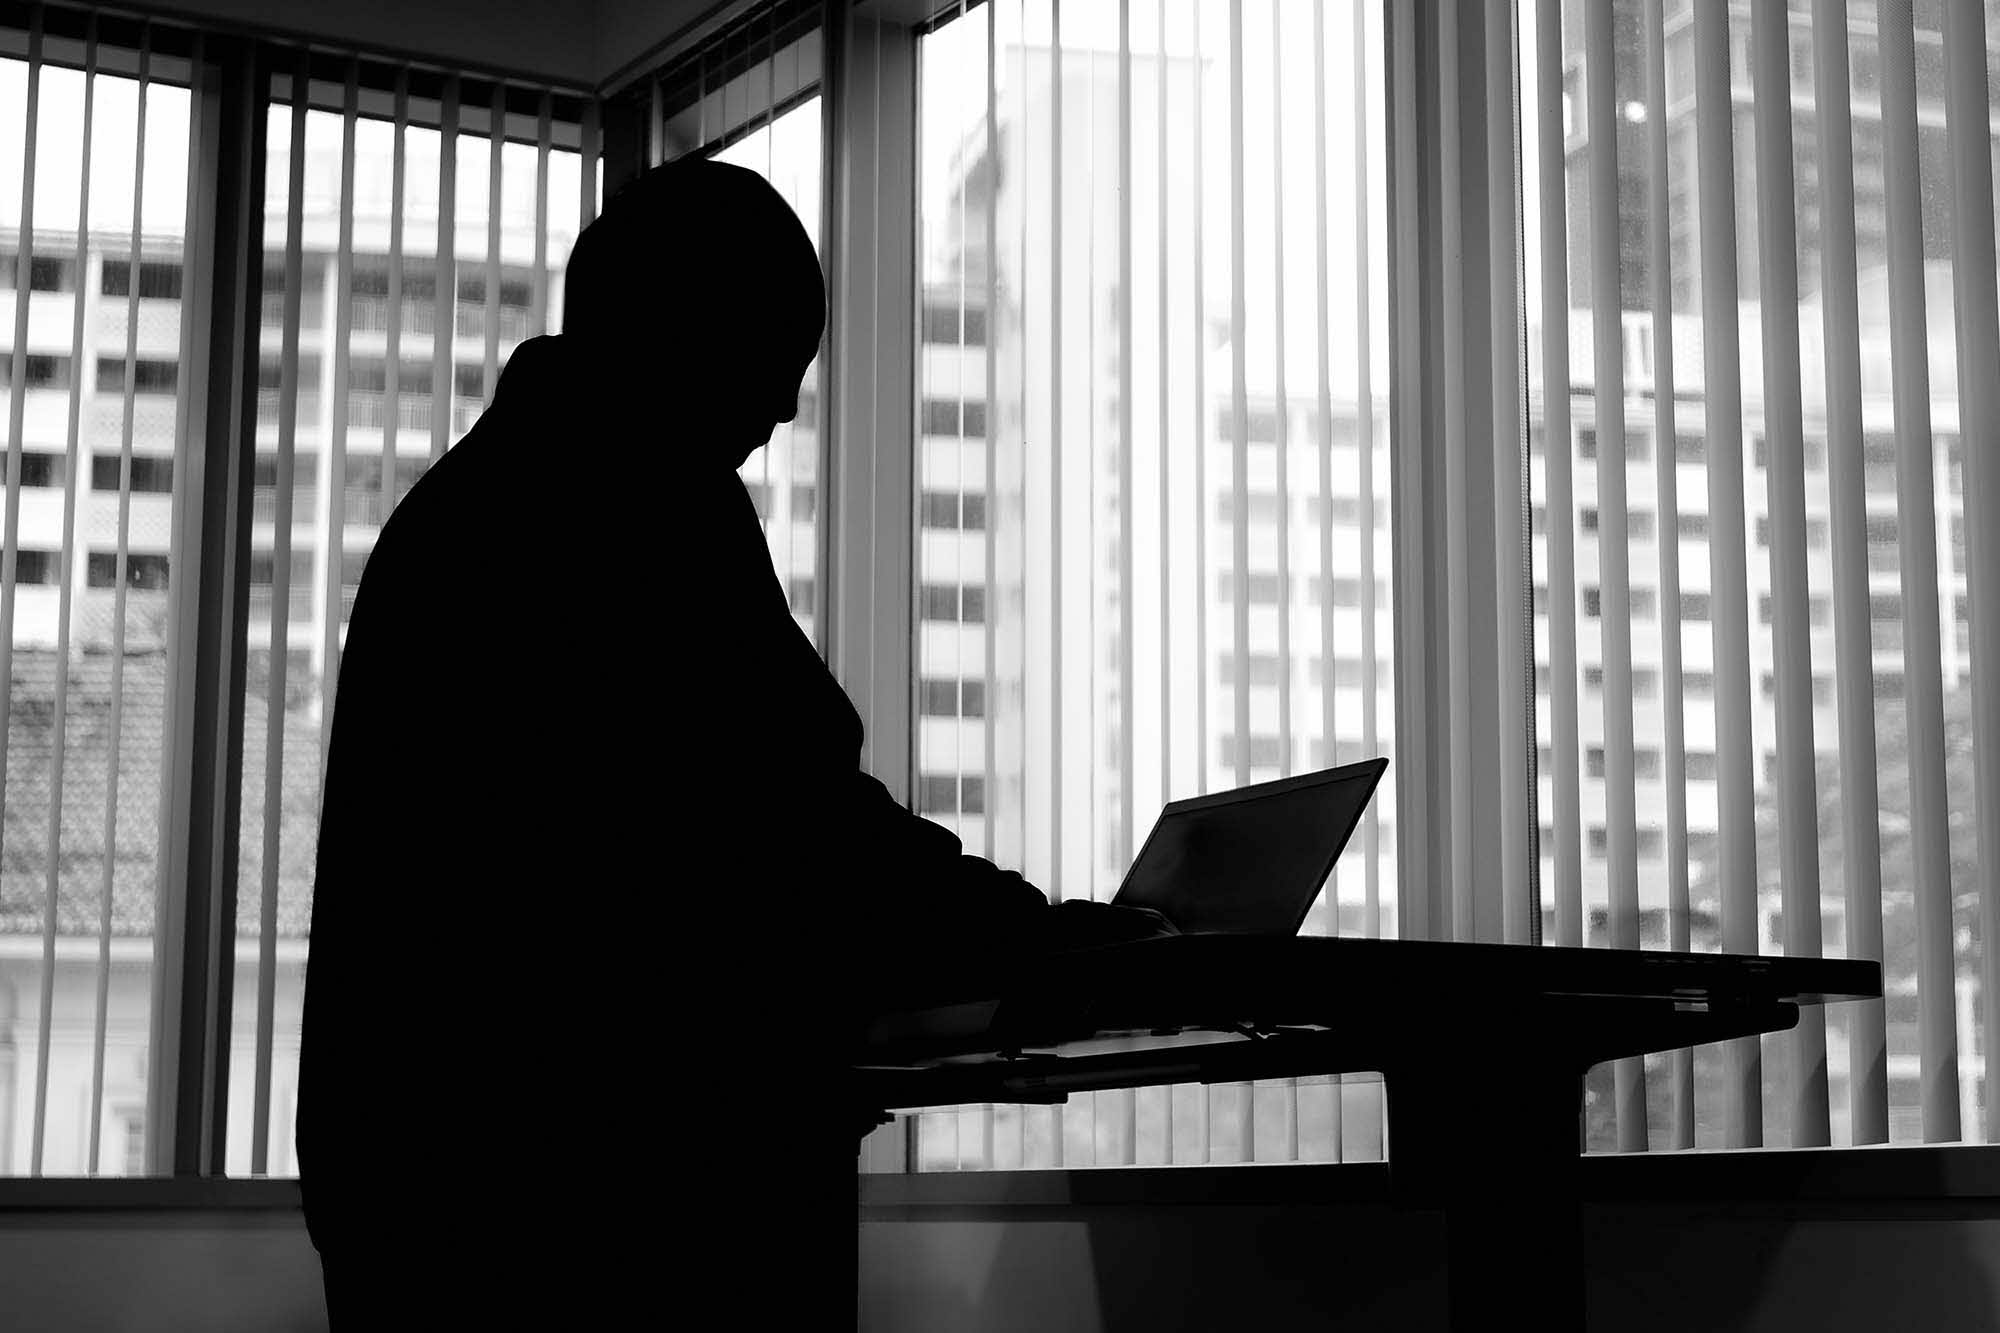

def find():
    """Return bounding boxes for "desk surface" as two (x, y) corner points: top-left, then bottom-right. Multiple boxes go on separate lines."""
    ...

(857, 934), (1881, 1067)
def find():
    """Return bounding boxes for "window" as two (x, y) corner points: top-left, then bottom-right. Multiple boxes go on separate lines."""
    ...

(920, 489), (985, 530)
(86, 552), (171, 590)
(3, 451), (66, 489)
(921, 583), (985, 623)
(921, 398), (988, 437)
(1521, 0), (1985, 1152)
(95, 357), (179, 395)
(100, 259), (183, 299)
(0, 354), (72, 390)
(923, 301), (988, 345)
(227, 61), (595, 1181)
(0, 32), (200, 1180)
(90, 455), (175, 494)
(911, 0), (1396, 1170)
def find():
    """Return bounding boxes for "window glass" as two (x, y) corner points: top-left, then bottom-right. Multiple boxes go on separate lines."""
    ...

(913, 0), (1395, 1170)
(0, 43), (195, 1176)
(230, 81), (591, 1178)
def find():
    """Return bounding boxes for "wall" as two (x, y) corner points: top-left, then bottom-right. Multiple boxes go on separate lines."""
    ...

(0, 1187), (325, 1333)
(859, 1151), (2000, 1332)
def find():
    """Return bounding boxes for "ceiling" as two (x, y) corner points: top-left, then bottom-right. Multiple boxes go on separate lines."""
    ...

(134, 0), (727, 89)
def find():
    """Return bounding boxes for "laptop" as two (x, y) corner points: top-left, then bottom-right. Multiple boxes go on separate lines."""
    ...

(1109, 757), (1389, 936)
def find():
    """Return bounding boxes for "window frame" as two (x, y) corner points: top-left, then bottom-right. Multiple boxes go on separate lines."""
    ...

(7, 0), (1980, 1208)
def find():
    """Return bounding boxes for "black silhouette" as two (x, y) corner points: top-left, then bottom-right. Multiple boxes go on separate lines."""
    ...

(295, 158), (1084, 1326)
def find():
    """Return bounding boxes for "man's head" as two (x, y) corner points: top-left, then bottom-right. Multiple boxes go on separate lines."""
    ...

(562, 158), (825, 466)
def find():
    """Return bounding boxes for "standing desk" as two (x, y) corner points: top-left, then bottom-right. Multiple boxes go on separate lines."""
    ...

(850, 934), (1880, 1330)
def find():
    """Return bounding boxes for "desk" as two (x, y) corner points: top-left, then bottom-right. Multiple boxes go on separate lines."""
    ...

(850, 935), (1880, 1330)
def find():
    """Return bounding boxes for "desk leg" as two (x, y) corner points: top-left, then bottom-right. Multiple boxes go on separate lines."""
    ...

(1388, 1056), (1586, 1332)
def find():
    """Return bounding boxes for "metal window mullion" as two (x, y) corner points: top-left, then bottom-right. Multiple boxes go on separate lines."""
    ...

(431, 75), (459, 463)
(1646, 0), (1695, 1151)
(1941, 0), (2000, 1144)
(0, 11), (44, 952)
(34, 18), (98, 1176)
(1878, 0), (1957, 1146)
(1811, 0), (1887, 1145)
(383, 69), (407, 516)
(93, 24), (152, 1176)
(1750, 0), (1831, 1150)
(1484, 0), (1529, 947)
(483, 83), (503, 403)
(1692, 0), (1765, 1148)
(1534, 0), (1583, 953)
(581, 95), (600, 228)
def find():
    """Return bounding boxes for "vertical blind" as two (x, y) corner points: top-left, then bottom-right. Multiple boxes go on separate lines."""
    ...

(641, 1), (827, 646)
(235, 51), (594, 1176)
(0, 7), (197, 1176)
(904, 0), (1396, 1169)
(1516, 0), (2000, 1150)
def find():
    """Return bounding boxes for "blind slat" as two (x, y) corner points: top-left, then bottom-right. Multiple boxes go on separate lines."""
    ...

(1583, 0), (1647, 1153)
(1878, 0), (1960, 1147)
(35, 15), (96, 1178)
(1228, 0), (1249, 796)
(0, 18), (45, 1057)
(1644, 0), (1695, 1151)
(1354, 0), (1381, 942)
(1314, 0), (1337, 925)
(1484, 0), (1528, 947)
(429, 74), (458, 462)
(1811, 0), (1889, 1145)
(382, 68), (407, 513)
(254, 47), (313, 1183)
(1693, 0), (1764, 1148)
(1941, 0), (2000, 1144)
(481, 84), (503, 403)
(92, 23), (151, 1176)
(532, 91), (551, 335)
(1438, 0), (1471, 944)
(1749, 0), (1832, 1150)
(1533, 0), (1584, 953)
(1048, 0), (1064, 923)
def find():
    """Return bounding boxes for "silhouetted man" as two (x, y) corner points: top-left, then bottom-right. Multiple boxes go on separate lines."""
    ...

(298, 159), (1052, 1326)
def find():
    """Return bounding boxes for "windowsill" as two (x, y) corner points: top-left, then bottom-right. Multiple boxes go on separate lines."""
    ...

(861, 1144), (2000, 1218)
(0, 1177), (303, 1214)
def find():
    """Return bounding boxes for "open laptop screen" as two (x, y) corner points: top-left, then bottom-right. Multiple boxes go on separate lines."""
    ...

(1112, 759), (1388, 936)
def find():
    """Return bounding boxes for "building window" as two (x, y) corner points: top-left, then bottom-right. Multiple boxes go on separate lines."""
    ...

(100, 259), (183, 299)
(922, 301), (988, 346)
(921, 398), (987, 437)
(13, 549), (60, 585)
(95, 357), (179, 395)
(0, 354), (71, 390)
(90, 455), (174, 494)
(86, 552), (170, 590)
(4, 451), (66, 489)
